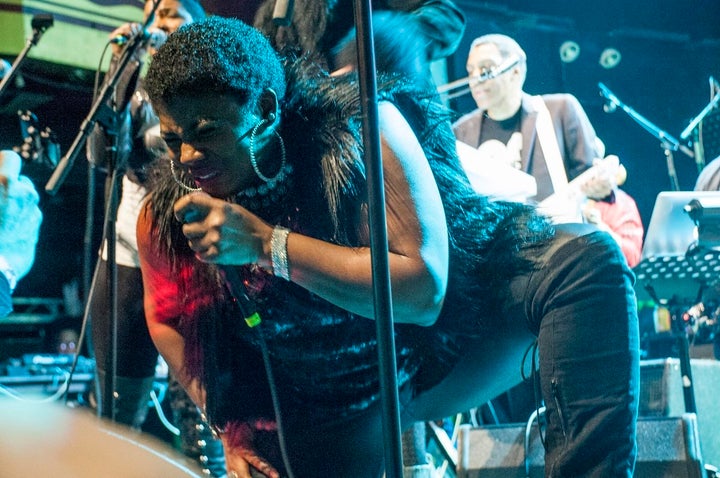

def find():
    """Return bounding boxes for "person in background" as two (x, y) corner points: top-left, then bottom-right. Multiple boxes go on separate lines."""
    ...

(253, 0), (465, 74)
(694, 153), (720, 191)
(455, 32), (629, 433)
(452, 33), (613, 212)
(581, 139), (644, 268)
(138, 17), (638, 478)
(85, 1), (226, 476)
(0, 149), (42, 317)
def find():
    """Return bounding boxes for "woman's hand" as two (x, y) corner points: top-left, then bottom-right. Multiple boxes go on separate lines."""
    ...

(108, 22), (144, 57)
(174, 192), (273, 268)
(221, 423), (280, 478)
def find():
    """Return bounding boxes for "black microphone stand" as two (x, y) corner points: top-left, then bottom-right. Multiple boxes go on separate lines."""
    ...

(0, 14), (54, 101)
(599, 82), (695, 191)
(352, 1), (404, 477)
(44, 23), (154, 195)
(679, 82), (720, 172)
(44, 1), (161, 423)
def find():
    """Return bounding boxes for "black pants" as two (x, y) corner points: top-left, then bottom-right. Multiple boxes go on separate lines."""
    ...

(404, 223), (639, 477)
(90, 260), (158, 380)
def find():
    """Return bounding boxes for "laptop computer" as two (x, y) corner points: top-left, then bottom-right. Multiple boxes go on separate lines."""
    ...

(635, 191), (720, 303)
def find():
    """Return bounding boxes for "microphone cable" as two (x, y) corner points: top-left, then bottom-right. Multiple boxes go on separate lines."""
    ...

(220, 265), (297, 478)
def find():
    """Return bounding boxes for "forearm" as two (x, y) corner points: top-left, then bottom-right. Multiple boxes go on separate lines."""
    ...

(259, 231), (445, 325)
(146, 319), (206, 410)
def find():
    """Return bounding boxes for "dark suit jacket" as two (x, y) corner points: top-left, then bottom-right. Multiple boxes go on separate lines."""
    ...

(453, 92), (599, 201)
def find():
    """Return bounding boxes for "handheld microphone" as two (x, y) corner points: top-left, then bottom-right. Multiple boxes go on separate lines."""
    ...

(176, 203), (261, 328)
(110, 29), (167, 50)
(218, 265), (262, 328)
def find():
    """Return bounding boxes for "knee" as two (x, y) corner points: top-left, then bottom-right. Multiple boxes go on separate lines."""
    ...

(554, 223), (630, 276)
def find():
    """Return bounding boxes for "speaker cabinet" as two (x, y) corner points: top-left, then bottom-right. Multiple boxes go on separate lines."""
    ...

(640, 358), (720, 468)
(456, 422), (543, 478)
(456, 414), (704, 478)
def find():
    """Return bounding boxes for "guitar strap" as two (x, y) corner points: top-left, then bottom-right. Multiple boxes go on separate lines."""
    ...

(531, 95), (568, 194)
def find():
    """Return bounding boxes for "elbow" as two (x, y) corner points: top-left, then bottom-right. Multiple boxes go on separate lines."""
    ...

(394, 271), (446, 327)
(415, 292), (445, 327)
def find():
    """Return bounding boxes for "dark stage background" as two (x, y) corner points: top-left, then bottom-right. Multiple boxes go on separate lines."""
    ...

(0, 0), (718, 303)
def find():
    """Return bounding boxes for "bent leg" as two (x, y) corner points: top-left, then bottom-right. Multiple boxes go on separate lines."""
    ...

(90, 261), (158, 427)
(527, 225), (639, 477)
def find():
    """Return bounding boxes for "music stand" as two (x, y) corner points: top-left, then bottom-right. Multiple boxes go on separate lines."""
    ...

(635, 192), (720, 304)
(634, 191), (720, 415)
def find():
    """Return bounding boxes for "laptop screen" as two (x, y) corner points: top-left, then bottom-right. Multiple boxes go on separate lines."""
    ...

(635, 191), (720, 303)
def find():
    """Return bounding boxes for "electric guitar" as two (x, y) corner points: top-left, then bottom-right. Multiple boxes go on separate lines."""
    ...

(537, 155), (626, 224)
(12, 110), (61, 170)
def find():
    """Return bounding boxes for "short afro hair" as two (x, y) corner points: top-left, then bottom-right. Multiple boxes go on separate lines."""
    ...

(145, 16), (285, 109)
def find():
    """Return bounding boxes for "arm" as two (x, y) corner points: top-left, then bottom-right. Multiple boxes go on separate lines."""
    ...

(582, 190), (644, 268)
(137, 201), (204, 406)
(0, 153), (42, 283)
(0, 155), (42, 316)
(137, 203), (279, 478)
(86, 22), (146, 173)
(174, 102), (449, 326)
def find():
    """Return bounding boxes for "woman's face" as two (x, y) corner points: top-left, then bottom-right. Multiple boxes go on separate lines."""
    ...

(156, 92), (262, 198)
(145, 0), (195, 33)
(144, 0), (196, 53)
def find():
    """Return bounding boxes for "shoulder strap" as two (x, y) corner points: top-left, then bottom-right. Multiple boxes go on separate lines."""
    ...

(530, 95), (568, 192)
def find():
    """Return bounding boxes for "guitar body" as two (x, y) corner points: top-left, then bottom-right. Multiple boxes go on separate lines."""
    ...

(538, 155), (625, 224)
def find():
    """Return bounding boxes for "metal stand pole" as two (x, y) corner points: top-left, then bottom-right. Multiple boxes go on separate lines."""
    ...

(352, 0), (404, 476)
(0, 15), (54, 101)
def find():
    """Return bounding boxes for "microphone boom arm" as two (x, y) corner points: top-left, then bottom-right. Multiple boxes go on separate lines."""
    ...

(44, 1), (160, 195)
(0, 14), (54, 101)
(598, 82), (694, 191)
(598, 82), (695, 159)
(680, 87), (720, 141)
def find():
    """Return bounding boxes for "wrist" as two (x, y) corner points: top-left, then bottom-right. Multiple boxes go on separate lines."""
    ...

(270, 226), (291, 281)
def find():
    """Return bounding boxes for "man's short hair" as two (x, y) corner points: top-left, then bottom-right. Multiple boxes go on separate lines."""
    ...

(469, 33), (527, 83)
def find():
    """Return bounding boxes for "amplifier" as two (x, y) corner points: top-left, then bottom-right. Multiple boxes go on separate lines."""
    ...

(0, 354), (94, 397)
(640, 358), (720, 468)
(456, 414), (705, 478)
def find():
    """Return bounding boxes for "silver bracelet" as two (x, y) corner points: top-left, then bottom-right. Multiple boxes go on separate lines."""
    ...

(270, 226), (291, 281)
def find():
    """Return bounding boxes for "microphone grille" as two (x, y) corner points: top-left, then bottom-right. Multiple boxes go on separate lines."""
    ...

(147, 29), (168, 49)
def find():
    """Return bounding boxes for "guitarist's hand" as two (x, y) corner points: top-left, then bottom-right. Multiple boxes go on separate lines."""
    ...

(580, 155), (622, 200)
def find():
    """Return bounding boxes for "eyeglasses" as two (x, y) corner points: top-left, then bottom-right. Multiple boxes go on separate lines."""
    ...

(468, 55), (521, 86)
(438, 55), (521, 99)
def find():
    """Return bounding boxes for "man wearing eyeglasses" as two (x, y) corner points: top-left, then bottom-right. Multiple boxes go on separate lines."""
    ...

(453, 33), (603, 206)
